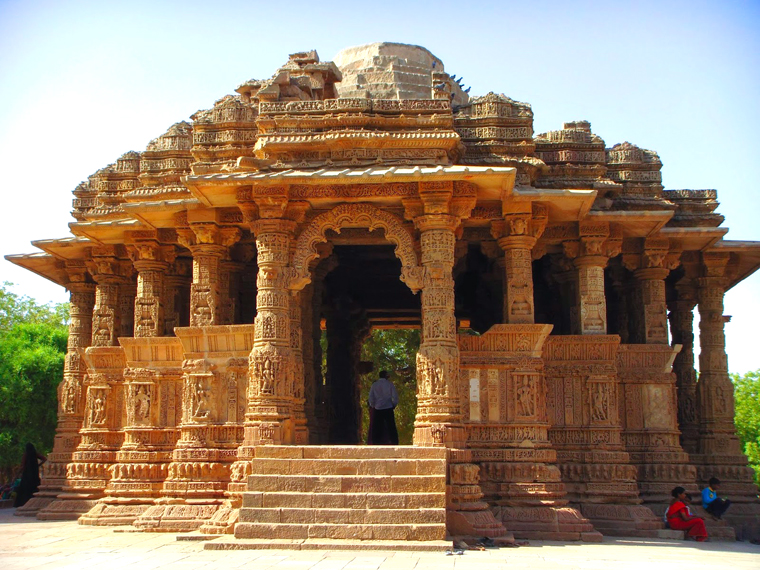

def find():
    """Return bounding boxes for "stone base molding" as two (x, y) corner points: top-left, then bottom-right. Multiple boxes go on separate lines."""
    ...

(80, 337), (184, 525)
(132, 326), (254, 532)
(38, 346), (126, 520)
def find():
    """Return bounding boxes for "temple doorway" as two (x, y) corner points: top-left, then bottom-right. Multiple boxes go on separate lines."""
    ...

(309, 241), (421, 445)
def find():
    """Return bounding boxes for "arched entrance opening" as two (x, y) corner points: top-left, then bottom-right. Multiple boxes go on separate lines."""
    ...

(288, 203), (424, 446)
(312, 241), (421, 444)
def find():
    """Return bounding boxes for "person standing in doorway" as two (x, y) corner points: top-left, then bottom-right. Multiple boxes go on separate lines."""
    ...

(369, 370), (399, 445)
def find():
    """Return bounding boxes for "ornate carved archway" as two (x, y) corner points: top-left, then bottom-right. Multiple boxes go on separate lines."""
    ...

(289, 203), (423, 292)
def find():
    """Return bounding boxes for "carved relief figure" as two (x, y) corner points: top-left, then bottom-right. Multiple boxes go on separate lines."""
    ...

(591, 383), (610, 423)
(91, 392), (106, 425)
(135, 385), (151, 423)
(516, 376), (536, 417)
(192, 376), (210, 418)
(62, 379), (79, 414)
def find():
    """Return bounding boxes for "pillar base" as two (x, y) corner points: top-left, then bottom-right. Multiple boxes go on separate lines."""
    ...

(79, 499), (153, 526)
(36, 492), (102, 521)
(199, 500), (239, 535)
(447, 506), (511, 540)
(579, 504), (663, 537)
(491, 505), (602, 541)
(133, 499), (225, 532)
(14, 492), (58, 517)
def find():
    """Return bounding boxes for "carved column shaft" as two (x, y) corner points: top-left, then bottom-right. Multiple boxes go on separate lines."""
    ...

(415, 213), (462, 446)
(91, 270), (130, 347)
(246, 219), (296, 445)
(499, 235), (535, 324)
(668, 291), (699, 453)
(289, 290), (308, 444)
(696, 275), (741, 455)
(563, 225), (619, 336)
(189, 244), (226, 327)
(574, 257), (608, 334)
(632, 268), (669, 344)
(61, 281), (96, 419)
(133, 260), (168, 338)
(40, 278), (96, 501)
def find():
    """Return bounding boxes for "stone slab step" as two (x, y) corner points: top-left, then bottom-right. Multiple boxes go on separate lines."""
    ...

(243, 491), (445, 509)
(239, 507), (445, 525)
(248, 457), (447, 476)
(235, 522), (446, 541)
(254, 446), (447, 460)
(205, 538), (451, 551)
(246, 474), (446, 494)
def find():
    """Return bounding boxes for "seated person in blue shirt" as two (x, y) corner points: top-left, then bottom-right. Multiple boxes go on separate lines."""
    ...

(701, 477), (731, 519)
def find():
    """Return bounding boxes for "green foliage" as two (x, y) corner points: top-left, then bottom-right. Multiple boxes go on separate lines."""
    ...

(360, 329), (420, 445)
(0, 283), (69, 476)
(0, 281), (69, 331)
(732, 370), (760, 486)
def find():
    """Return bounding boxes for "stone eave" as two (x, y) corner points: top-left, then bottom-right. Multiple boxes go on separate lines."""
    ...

(657, 227), (728, 251)
(513, 187), (597, 222)
(183, 165), (517, 209)
(69, 218), (145, 245)
(708, 240), (760, 291)
(585, 210), (673, 237)
(121, 198), (202, 229)
(4, 252), (68, 287)
(31, 236), (95, 260)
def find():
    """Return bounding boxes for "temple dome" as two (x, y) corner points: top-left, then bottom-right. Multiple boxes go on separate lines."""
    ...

(333, 42), (467, 104)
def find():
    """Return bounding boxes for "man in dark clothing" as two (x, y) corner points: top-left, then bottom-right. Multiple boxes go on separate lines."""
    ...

(368, 370), (399, 445)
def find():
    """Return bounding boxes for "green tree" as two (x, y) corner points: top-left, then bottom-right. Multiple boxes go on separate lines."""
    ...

(732, 369), (760, 486)
(359, 329), (420, 445)
(0, 283), (69, 481)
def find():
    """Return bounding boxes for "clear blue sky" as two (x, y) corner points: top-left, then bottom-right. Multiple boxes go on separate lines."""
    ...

(1, 0), (758, 372)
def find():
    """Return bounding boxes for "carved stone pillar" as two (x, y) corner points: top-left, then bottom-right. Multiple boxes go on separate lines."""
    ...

(608, 262), (630, 344)
(414, 212), (463, 446)
(17, 265), (95, 516)
(221, 259), (244, 325)
(178, 223), (242, 327)
(491, 205), (546, 325)
(163, 258), (192, 335)
(693, 251), (760, 538)
(667, 269), (699, 454)
(89, 252), (129, 347)
(119, 276), (136, 339)
(246, 217), (297, 446)
(128, 242), (174, 338)
(289, 290), (309, 444)
(562, 223), (621, 335)
(695, 253), (741, 456)
(623, 238), (676, 344)
(307, 253), (337, 444)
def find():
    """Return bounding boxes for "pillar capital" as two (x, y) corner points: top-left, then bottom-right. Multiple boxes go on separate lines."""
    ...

(414, 213), (461, 233)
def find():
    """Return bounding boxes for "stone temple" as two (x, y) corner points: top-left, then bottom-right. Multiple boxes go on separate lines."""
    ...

(7, 42), (760, 545)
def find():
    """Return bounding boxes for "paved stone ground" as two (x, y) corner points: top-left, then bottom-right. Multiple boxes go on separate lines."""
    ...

(1, 509), (758, 570)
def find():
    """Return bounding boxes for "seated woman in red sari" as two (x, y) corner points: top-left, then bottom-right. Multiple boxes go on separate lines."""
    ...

(667, 486), (708, 541)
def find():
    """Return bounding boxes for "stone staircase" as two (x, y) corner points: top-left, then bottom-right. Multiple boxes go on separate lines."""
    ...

(234, 446), (448, 544)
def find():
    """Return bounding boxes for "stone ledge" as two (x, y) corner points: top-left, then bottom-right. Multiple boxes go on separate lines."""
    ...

(205, 537), (452, 551)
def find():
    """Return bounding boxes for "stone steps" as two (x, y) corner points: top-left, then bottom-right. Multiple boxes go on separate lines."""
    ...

(235, 446), (447, 543)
